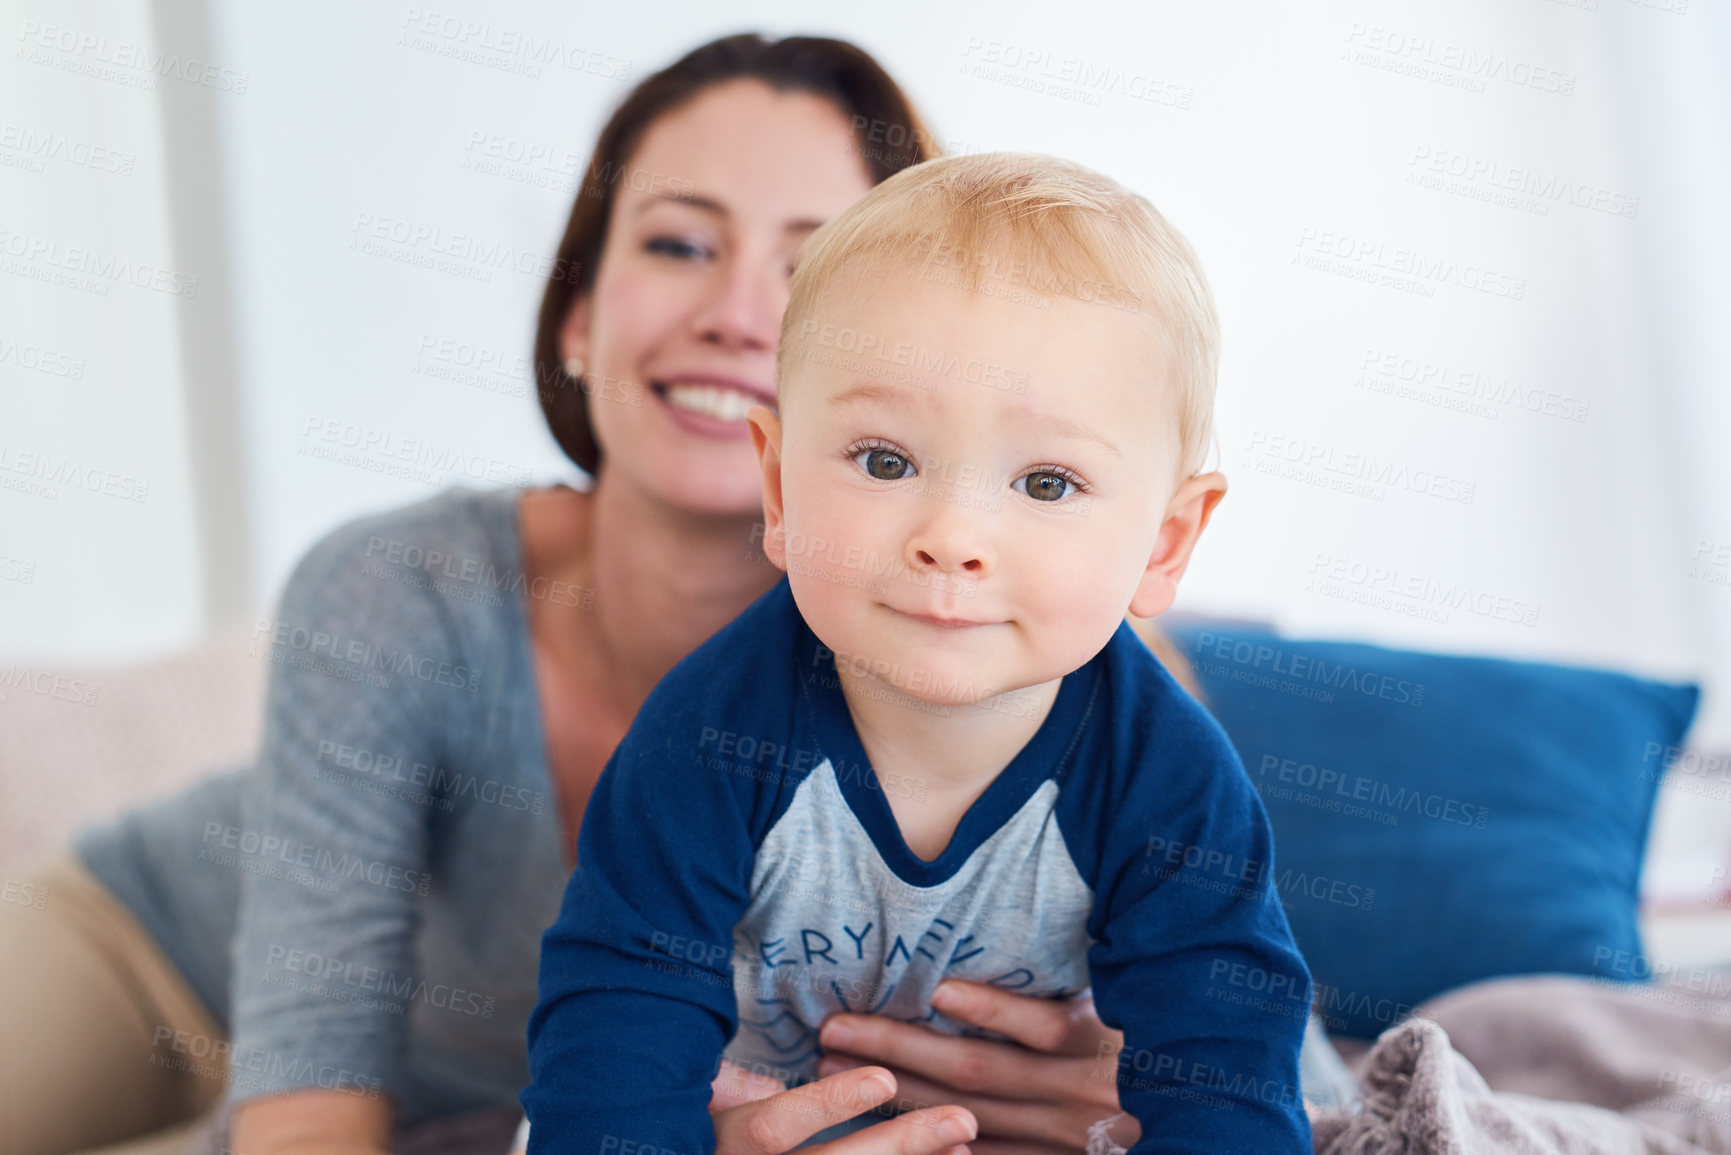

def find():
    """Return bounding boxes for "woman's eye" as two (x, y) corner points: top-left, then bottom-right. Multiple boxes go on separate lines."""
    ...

(1016, 471), (1075, 502)
(645, 236), (709, 261)
(852, 446), (914, 481)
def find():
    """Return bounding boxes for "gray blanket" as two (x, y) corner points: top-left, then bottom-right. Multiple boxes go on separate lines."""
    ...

(1090, 972), (1731, 1155)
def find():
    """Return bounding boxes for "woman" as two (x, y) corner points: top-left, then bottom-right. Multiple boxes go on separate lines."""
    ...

(1, 34), (1183, 1155)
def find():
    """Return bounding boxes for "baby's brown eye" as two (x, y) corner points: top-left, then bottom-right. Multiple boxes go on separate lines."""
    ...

(1023, 472), (1072, 502)
(863, 448), (910, 480)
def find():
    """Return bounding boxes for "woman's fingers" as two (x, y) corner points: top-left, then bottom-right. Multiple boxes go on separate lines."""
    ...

(813, 1105), (979, 1155)
(929, 981), (1119, 1058)
(714, 1065), (894, 1154)
(967, 1142), (1080, 1155)
(811, 988), (1131, 1147)
(817, 1053), (1107, 1149)
(711, 1065), (977, 1155)
(818, 1012), (1081, 1104)
(710, 1058), (788, 1110)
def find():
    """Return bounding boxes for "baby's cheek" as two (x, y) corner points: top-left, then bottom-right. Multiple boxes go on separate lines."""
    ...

(778, 491), (885, 627)
(818, 490), (891, 563)
(1029, 552), (1130, 653)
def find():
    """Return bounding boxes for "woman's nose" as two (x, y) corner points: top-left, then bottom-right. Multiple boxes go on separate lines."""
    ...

(691, 250), (782, 353)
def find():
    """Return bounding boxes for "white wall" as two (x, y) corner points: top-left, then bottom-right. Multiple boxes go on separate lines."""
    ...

(6, 0), (1728, 758)
(1, 0), (206, 662)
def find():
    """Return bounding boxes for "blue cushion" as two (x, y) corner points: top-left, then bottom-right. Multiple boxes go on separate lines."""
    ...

(1164, 622), (1700, 1039)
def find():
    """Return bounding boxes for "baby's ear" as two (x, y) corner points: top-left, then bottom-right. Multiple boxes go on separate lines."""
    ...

(1128, 472), (1227, 618)
(747, 405), (789, 573)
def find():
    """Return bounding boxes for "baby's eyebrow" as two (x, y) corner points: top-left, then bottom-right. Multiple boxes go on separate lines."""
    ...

(829, 380), (1122, 460)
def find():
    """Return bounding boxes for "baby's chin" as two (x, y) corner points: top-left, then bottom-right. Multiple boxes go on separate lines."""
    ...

(841, 670), (1027, 717)
(827, 628), (1067, 711)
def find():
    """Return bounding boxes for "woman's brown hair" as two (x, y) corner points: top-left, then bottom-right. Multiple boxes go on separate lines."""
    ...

(533, 33), (941, 478)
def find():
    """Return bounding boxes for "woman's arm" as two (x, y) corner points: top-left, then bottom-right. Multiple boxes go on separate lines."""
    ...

(226, 515), (465, 1147)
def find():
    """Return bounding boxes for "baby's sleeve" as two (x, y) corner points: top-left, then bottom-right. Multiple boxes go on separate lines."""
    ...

(1078, 705), (1314, 1154)
(522, 673), (761, 1154)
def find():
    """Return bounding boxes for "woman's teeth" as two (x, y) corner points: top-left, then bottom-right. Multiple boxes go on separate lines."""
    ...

(660, 382), (759, 422)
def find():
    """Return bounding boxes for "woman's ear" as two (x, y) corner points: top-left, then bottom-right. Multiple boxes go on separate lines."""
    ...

(746, 405), (788, 572)
(1128, 472), (1227, 619)
(558, 294), (592, 370)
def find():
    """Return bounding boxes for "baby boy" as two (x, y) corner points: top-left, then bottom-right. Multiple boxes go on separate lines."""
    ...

(523, 152), (1313, 1153)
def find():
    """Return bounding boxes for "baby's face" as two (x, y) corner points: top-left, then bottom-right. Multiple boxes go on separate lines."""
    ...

(755, 262), (1185, 707)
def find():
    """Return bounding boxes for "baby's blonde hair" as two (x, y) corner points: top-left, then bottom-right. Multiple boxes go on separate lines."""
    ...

(779, 151), (1220, 481)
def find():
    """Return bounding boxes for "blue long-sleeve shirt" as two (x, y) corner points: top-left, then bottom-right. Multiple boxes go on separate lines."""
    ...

(524, 576), (1313, 1154)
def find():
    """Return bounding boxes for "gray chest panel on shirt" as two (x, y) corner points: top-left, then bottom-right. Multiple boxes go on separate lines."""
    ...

(722, 763), (1094, 1085)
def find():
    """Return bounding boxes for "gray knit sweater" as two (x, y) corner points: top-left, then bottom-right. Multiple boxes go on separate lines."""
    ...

(76, 485), (568, 1122)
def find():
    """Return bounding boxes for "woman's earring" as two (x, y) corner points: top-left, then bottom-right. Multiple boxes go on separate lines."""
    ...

(563, 355), (586, 381)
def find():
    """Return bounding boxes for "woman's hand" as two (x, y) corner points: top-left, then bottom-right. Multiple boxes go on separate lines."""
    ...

(511, 1064), (974, 1155)
(710, 1059), (978, 1155)
(231, 1088), (394, 1155)
(813, 980), (1138, 1155)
